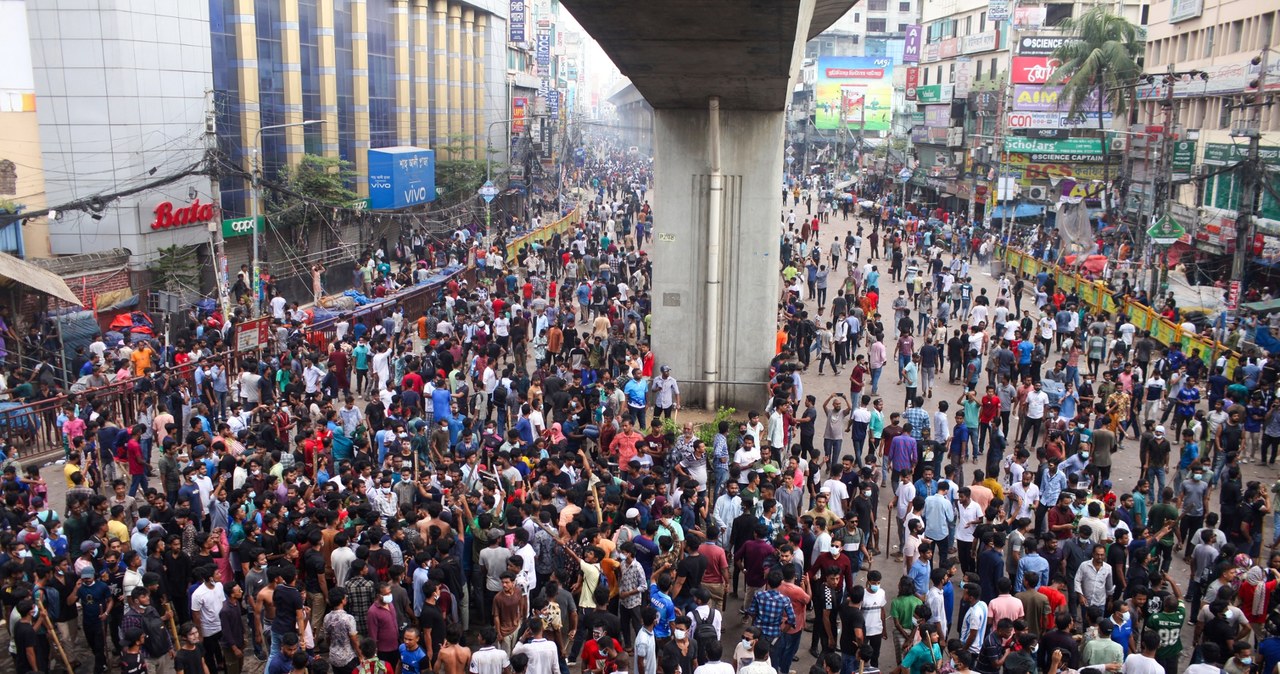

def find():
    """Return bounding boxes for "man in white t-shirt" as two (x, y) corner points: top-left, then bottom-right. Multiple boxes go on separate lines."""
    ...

(821, 478), (850, 519)
(190, 571), (225, 639)
(1121, 631), (1164, 674)
(1020, 381), (1049, 448)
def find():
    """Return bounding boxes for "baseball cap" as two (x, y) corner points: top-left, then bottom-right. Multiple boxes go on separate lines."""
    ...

(79, 566), (96, 579)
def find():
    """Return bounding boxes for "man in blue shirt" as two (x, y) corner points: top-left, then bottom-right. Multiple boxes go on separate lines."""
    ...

(623, 369), (649, 427)
(648, 567), (677, 640)
(909, 533), (933, 597)
(1016, 536), (1050, 591)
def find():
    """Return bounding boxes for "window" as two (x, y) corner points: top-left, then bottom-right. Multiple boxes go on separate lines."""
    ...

(965, 16), (972, 35)
(922, 68), (929, 86)
(899, 23), (910, 32)
(868, 0), (887, 11)
(949, 63), (956, 83)
(990, 58), (998, 79)
(936, 65), (943, 84)
(979, 12), (986, 33)
(855, 12), (861, 22)
(899, 1), (911, 11)
(951, 21), (959, 37)
(868, 17), (887, 32)
(1044, 4), (1073, 26)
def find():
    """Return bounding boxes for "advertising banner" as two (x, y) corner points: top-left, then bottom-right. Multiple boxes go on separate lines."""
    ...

(1171, 140), (1197, 180)
(1013, 6), (1046, 28)
(535, 28), (551, 77)
(1005, 110), (1113, 129)
(910, 126), (930, 144)
(221, 215), (261, 239)
(1011, 56), (1061, 84)
(509, 0), (526, 42)
(903, 25), (922, 63)
(1170, 0), (1204, 22)
(512, 97), (528, 133)
(939, 38), (960, 59)
(924, 43), (939, 63)
(905, 67), (919, 100)
(1017, 35), (1071, 55)
(955, 58), (974, 97)
(368, 147), (437, 209)
(1004, 136), (1105, 162)
(962, 32), (998, 54)
(989, 0), (1010, 21)
(915, 83), (954, 104)
(924, 105), (951, 128)
(814, 57), (895, 131)
(1011, 85), (1107, 112)
(969, 91), (1001, 116)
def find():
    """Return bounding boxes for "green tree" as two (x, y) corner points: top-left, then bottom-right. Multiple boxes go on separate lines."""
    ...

(433, 134), (489, 206)
(267, 154), (358, 229)
(149, 244), (201, 293)
(1049, 7), (1143, 219)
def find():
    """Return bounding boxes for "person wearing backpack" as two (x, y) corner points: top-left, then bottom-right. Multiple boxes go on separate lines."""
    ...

(688, 588), (721, 662)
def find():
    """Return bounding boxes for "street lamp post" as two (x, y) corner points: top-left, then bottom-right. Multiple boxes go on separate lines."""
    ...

(250, 119), (326, 316)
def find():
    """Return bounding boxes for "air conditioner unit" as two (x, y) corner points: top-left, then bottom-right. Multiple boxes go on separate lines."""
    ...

(1109, 137), (1128, 153)
(1027, 185), (1048, 201)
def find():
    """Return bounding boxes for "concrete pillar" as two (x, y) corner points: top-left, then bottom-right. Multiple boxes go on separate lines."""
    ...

(461, 8), (476, 159)
(474, 14), (488, 161)
(317, 0), (339, 157)
(447, 3), (463, 158)
(393, 0), (412, 145)
(650, 108), (784, 408)
(280, 0), (304, 164)
(412, 0), (430, 146)
(351, 0), (370, 195)
(432, 0), (449, 154)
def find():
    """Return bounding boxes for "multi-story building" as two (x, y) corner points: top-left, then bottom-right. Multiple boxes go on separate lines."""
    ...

(1138, 2), (1279, 279)
(17, 0), (524, 286)
(0, 0), (48, 259)
(910, 0), (1143, 219)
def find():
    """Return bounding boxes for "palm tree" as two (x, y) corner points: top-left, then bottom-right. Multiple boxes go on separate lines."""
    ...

(1048, 7), (1143, 222)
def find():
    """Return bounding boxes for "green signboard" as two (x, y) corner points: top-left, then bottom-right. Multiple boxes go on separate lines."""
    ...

(916, 84), (954, 104)
(911, 111), (926, 126)
(1147, 214), (1186, 244)
(1202, 142), (1280, 165)
(1170, 140), (1196, 179)
(222, 215), (262, 239)
(1004, 137), (1104, 155)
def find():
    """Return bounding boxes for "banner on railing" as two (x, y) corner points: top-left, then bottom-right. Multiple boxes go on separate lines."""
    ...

(1002, 247), (1239, 375)
(504, 207), (581, 260)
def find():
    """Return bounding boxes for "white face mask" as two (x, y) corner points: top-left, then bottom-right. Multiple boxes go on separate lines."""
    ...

(381, 594), (393, 604)
(673, 629), (687, 640)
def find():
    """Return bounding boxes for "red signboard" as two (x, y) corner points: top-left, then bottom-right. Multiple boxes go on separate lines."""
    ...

(512, 97), (528, 133)
(905, 67), (919, 101)
(236, 317), (271, 352)
(1227, 280), (1241, 311)
(1011, 56), (1061, 84)
(150, 198), (216, 230)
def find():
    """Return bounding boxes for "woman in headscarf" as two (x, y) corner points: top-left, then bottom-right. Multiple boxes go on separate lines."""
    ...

(1238, 565), (1277, 638)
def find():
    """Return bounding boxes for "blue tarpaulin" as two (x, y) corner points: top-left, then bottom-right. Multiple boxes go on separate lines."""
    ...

(990, 203), (1046, 220)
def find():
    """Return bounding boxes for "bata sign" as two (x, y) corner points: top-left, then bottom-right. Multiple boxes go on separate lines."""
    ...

(150, 198), (216, 230)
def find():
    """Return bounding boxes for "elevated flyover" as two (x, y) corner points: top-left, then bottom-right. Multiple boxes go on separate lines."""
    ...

(562, 0), (857, 407)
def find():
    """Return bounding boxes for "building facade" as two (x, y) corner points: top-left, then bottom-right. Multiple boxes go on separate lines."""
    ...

(0, 0), (49, 259)
(1139, 2), (1279, 268)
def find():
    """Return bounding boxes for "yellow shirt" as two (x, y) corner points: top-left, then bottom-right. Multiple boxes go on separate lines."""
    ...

(63, 462), (80, 489)
(107, 519), (130, 544)
(131, 348), (153, 376)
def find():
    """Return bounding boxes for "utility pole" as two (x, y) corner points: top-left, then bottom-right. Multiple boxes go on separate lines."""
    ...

(204, 91), (232, 324)
(1149, 64), (1178, 299)
(1231, 50), (1272, 314)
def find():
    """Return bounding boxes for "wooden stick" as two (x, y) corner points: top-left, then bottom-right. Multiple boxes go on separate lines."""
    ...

(162, 596), (181, 646)
(36, 596), (75, 674)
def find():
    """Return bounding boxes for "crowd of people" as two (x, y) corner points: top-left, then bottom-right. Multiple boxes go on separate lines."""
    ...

(0, 157), (1275, 674)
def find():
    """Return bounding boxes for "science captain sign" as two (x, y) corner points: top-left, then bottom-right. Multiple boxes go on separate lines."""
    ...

(368, 147), (437, 210)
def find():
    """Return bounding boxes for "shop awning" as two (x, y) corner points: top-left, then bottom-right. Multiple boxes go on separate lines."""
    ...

(0, 252), (82, 305)
(1241, 297), (1280, 314)
(990, 203), (1046, 220)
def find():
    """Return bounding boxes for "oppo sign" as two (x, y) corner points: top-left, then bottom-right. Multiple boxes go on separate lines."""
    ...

(222, 215), (263, 239)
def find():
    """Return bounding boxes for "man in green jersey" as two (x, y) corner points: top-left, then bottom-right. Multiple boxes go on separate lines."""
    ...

(1147, 579), (1185, 674)
(1145, 487), (1180, 572)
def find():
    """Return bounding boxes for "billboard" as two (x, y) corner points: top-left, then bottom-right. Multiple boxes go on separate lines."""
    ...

(1012, 57), (1061, 84)
(903, 25), (922, 63)
(905, 67), (919, 100)
(814, 57), (894, 132)
(509, 0), (526, 42)
(1012, 85), (1107, 112)
(368, 147), (437, 210)
(1017, 35), (1073, 56)
(512, 97), (528, 133)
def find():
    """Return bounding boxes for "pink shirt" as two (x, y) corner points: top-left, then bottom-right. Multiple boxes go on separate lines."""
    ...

(778, 581), (811, 633)
(989, 594), (1025, 625)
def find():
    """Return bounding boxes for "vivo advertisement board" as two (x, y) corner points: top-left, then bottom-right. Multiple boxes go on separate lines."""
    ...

(368, 147), (437, 210)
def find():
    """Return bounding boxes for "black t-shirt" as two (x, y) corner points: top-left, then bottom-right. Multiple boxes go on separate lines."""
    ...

(800, 407), (818, 438)
(175, 646), (205, 674)
(303, 550), (326, 593)
(659, 640), (697, 674)
(272, 584), (305, 635)
(419, 603), (446, 651)
(13, 622), (48, 674)
(840, 602), (865, 652)
(675, 554), (709, 598)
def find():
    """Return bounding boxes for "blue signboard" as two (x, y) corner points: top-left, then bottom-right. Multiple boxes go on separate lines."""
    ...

(509, 0), (525, 42)
(536, 29), (551, 77)
(368, 146), (436, 210)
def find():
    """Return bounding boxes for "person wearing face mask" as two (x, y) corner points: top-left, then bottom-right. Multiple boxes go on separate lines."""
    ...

(366, 582), (399, 666)
(657, 616), (696, 674)
(1176, 460), (1210, 560)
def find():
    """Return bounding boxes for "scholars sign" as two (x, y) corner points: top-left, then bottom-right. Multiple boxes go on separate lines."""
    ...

(1003, 137), (1105, 162)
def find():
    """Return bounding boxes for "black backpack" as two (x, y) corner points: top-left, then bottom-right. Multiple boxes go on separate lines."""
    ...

(690, 604), (719, 644)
